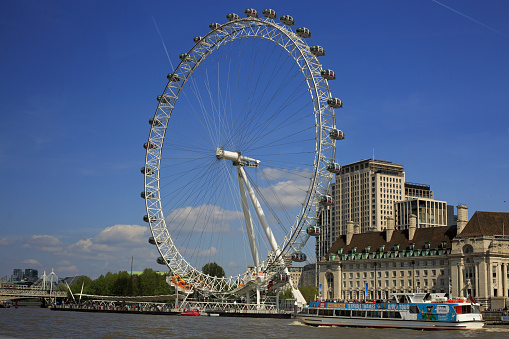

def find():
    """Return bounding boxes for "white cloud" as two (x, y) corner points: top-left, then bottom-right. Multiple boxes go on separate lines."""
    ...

(22, 259), (42, 267)
(257, 167), (311, 209)
(0, 237), (13, 246)
(25, 235), (64, 252)
(94, 224), (148, 245)
(166, 205), (243, 233)
(57, 265), (78, 273)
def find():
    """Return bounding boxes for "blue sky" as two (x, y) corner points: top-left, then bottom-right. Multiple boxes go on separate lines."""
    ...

(0, 0), (508, 281)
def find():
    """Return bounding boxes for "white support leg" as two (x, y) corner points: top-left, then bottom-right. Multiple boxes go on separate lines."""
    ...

(238, 167), (306, 307)
(237, 167), (260, 268)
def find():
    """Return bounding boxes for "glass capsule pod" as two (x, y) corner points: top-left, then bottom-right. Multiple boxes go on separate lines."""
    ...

(280, 15), (294, 25)
(292, 252), (307, 262)
(141, 167), (154, 175)
(179, 53), (192, 62)
(157, 94), (170, 103)
(329, 129), (345, 140)
(321, 69), (336, 80)
(148, 236), (162, 245)
(209, 22), (221, 30)
(310, 45), (325, 57)
(226, 13), (239, 21)
(274, 273), (288, 282)
(156, 256), (165, 265)
(319, 194), (333, 206)
(167, 73), (180, 82)
(262, 8), (277, 19)
(149, 118), (162, 126)
(143, 214), (156, 223)
(327, 97), (343, 108)
(143, 142), (156, 150)
(296, 27), (311, 38)
(193, 36), (204, 44)
(307, 225), (321, 236)
(326, 162), (341, 173)
(140, 191), (154, 199)
(244, 8), (258, 18)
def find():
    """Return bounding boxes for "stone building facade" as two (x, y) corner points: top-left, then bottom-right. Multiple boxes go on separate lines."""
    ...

(318, 209), (509, 310)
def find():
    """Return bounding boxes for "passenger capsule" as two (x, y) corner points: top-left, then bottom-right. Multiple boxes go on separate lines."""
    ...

(179, 53), (192, 62)
(292, 252), (307, 262)
(140, 191), (154, 199)
(310, 45), (325, 57)
(274, 273), (288, 282)
(141, 167), (154, 175)
(280, 15), (294, 26)
(149, 236), (162, 245)
(167, 73), (180, 82)
(327, 97), (343, 108)
(226, 13), (239, 21)
(296, 27), (311, 38)
(193, 36), (205, 45)
(326, 162), (341, 173)
(244, 8), (258, 18)
(143, 142), (156, 150)
(209, 22), (222, 30)
(329, 129), (345, 140)
(307, 225), (321, 236)
(149, 118), (162, 126)
(157, 94), (170, 103)
(143, 214), (156, 223)
(319, 194), (333, 206)
(321, 69), (336, 80)
(156, 256), (165, 265)
(262, 8), (277, 19)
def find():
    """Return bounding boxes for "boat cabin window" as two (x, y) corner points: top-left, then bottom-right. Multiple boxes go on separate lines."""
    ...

(318, 309), (334, 316)
(455, 305), (471, 314)
(382, 311), (402, 319)
(409, 305), (420, 314)
(308, 308), (318, 315)
(352, 310), (365, 317)
(366, 311), (380, 318)
(336, 310), (350, 317)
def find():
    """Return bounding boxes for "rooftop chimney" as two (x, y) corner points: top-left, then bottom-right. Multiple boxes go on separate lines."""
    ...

(457, 205), (468, 235)
(408, 214), (417, 241)
(354, 224), (360, 235)
(346, 220), (354, 245)
(386, 216), (394, 242)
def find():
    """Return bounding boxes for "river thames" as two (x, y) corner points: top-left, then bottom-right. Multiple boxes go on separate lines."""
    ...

(1, 307), (507, 338)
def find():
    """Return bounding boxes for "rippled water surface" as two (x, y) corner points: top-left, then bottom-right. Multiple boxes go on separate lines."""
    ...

(0, 307), (507, 338)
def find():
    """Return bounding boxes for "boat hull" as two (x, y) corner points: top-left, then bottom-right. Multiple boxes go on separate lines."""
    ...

(298, 315), (484, 330)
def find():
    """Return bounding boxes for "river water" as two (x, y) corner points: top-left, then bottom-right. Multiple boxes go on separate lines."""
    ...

(0, 307), (507, 338)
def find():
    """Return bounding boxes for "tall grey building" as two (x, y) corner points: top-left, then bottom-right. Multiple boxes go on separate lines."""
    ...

(317, 159), (449, 259)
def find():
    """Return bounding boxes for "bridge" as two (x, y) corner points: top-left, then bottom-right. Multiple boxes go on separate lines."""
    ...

(0, 285), (67, 301)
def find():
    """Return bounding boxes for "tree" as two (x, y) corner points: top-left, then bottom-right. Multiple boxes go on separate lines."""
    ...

(276, 285), (318, 302)
(202, 262), (225, 278)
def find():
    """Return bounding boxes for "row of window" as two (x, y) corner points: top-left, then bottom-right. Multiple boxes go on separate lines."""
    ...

(344, 269), (444, 279)
(343, 278), (443, 288)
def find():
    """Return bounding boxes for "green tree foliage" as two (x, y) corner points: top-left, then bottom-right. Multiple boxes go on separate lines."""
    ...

(278, 285), (319, 303)
(69, 269), (170, 297)
(202, 262), (225, 278)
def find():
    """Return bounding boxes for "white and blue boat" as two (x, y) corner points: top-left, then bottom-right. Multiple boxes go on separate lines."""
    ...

(297, 293), (484, 330)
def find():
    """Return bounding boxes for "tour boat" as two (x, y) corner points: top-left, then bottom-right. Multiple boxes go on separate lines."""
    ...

(297, 293), (484, 330)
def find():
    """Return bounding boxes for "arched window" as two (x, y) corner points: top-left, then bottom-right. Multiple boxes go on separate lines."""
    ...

(462, 244), (474, 254)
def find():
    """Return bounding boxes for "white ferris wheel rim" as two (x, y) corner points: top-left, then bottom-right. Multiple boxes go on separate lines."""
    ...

(143, 10), (338, 294)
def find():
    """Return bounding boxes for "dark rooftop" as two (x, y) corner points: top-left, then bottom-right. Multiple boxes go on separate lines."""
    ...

(458, 211), (509, 237)
(327, 226), (457, 256)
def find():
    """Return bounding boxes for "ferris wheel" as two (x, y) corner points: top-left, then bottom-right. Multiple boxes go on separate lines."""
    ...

(142, 8), (343, 303)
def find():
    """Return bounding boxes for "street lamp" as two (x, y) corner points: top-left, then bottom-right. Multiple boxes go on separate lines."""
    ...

(374, 262), (377, 301)
(411, 260), (415, 293)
